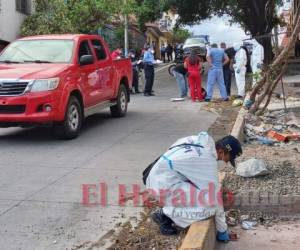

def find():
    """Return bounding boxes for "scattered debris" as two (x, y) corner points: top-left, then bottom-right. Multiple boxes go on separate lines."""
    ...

(242, 221), (257, 230)
(254, 136), (276, 146)
(232, 99), (244, 107)
(267, 130), (300, 142)
(236, 158), (270, 178)
(245, 109), (300, 146)
(229, 232), (238, 241)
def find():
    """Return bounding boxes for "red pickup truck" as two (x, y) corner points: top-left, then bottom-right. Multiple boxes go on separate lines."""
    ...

(0, 34), (132, 139)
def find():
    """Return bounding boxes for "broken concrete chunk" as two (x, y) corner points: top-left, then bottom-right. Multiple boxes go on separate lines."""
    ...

(236, 158), (270, 177)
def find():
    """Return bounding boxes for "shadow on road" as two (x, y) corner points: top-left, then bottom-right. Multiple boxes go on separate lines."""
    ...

(0, 110), (141, 142)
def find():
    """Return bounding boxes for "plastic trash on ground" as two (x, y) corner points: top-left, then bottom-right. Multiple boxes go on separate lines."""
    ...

(232, 99), (244, 107)
(242, 221), (257, 230)
(255, 136), (276, 146)
(236, 158), (270, 177)
(171, 98), (185, 102)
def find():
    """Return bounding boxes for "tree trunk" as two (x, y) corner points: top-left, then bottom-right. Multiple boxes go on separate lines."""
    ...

(260, 36), (274, 64)
(248, 8), (300, 114)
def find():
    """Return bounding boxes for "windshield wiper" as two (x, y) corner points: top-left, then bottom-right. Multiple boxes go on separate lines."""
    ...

(24, 60), (52, 63)
(0, 60), (21, 64)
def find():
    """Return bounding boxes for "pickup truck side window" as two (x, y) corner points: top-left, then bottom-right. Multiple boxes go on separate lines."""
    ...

(91, 40), (107, 60)
(78, 40), (93, 62)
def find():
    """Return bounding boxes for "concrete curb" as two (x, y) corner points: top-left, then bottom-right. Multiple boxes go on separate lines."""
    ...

(230, 106), (247, 141)
(179, 99), (249, 250)
(179, 174), (226, 250)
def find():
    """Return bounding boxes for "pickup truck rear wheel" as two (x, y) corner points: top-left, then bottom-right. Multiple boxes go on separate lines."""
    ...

(54, 96), (83, 140)
(110, 84), (128, 117)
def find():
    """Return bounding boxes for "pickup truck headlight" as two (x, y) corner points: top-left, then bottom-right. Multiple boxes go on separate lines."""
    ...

(30, 78), (60, 92)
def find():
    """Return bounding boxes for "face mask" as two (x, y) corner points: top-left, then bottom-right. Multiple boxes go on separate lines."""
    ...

(217, 152), (229, 169)
(217, 160), (228, 170)
(151, 50), (155, 54)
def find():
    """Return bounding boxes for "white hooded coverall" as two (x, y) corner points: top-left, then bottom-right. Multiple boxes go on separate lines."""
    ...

(146, 132), (228, 233)
(234, 48), (247, 97)
(251, 40), (264, 86)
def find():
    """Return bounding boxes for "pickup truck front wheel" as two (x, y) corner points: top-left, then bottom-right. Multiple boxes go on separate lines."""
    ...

(110, 84), (128, 117)
(54, 96), (83, 140)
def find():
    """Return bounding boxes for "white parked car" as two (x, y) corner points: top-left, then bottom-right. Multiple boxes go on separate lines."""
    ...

(183, 37), (209, 60)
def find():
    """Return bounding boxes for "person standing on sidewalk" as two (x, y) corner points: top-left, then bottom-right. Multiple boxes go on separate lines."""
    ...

(206, 44), (229, 102)
(143, 46), (155, 96)
(111, 48), (122, 60)
(160, 44), (166, 63)
(233, 43), (247, 99)
(128, 50), (141, 94)
(173, 64), (188, 99)
(220, 42), (234, 97)
(166, 44), (174, 62)
(184, 49), (203, 102)
(251, 39), (264, 87)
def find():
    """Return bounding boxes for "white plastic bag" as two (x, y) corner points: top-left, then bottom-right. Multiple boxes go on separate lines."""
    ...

(236, 158), (270, 177)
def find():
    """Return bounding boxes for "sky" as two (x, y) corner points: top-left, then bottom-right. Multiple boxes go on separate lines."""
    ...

(187, 16), (249, 46)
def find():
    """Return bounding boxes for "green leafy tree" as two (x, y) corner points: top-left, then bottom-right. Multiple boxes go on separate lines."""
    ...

(21, 0), (163, 36)
(21, 0), (75, 36)
(164, 0), (284, 63)
(135, 0), (165, 31)
(170, 28), (192, 43)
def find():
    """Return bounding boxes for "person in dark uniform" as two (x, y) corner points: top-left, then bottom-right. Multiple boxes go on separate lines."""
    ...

(143, 46), (155, 96)
(166, 44), (174, 62)
(220, 42), (234, 97)
(128, 50), (141, 94)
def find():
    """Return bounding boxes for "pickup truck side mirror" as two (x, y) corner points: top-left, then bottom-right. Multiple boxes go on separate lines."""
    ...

(80, 55), (94, 66)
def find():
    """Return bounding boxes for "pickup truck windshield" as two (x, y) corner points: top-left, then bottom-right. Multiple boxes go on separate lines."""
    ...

(185, 38), (206, 45)
(0, 40), (74, 63)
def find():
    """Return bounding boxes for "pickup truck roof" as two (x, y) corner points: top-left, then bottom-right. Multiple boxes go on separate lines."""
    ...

(18, 34), (102, 41)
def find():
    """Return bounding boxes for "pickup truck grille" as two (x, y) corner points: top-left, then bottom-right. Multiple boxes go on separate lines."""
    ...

(0, 81), (29, 96)
(0, 105), (26, 114)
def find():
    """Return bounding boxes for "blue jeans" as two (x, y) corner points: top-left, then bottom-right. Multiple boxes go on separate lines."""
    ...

(206, 67), (228, 100)
(174, 71), (188, 97)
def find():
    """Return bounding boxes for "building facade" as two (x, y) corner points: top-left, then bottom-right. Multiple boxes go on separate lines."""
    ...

(0, 0), (33, 50)
(145, 9), (179, 57)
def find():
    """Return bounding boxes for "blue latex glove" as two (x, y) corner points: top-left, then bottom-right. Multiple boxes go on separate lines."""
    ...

(217, 231), (230, 242)
(244, 99), (254, 109)
(236, 69), (240, 74)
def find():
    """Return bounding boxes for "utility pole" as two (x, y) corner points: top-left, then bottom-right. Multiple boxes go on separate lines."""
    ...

(124, 0), (129, 57)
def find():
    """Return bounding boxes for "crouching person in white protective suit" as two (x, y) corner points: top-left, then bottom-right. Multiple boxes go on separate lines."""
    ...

(251, 39), (264, 87)
(146, 132), (242, 242)
(233, 43), (247, 99)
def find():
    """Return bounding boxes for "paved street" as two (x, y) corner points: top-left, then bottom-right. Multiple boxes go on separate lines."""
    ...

(0, 67), (218, 250)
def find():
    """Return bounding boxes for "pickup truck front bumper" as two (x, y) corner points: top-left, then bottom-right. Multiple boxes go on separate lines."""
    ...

(0, 92), (64, 126)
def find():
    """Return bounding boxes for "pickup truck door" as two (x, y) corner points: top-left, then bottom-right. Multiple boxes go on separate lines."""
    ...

(78, 40), (101, 107)
(90, 39), (115, 100)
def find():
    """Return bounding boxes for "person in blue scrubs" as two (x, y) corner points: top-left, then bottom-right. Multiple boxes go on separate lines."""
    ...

(205, 43), (229, 102)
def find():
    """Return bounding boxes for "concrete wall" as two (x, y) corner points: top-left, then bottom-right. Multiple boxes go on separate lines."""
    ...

(0, 0), (33, 42)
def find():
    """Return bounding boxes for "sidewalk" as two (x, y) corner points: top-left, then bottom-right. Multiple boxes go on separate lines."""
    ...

(216, 63), (300, 250)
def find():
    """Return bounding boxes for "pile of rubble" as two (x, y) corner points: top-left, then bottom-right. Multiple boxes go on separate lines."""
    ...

(222, 107), (300, 219)
(245, 109), (300, 146)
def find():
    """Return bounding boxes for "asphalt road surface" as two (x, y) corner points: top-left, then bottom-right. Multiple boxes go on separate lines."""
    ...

(0, 67), (218, 250)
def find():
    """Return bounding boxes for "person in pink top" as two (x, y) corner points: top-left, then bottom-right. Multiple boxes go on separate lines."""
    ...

(111, 48), (122, 59)
(184, 50), (203, 101)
